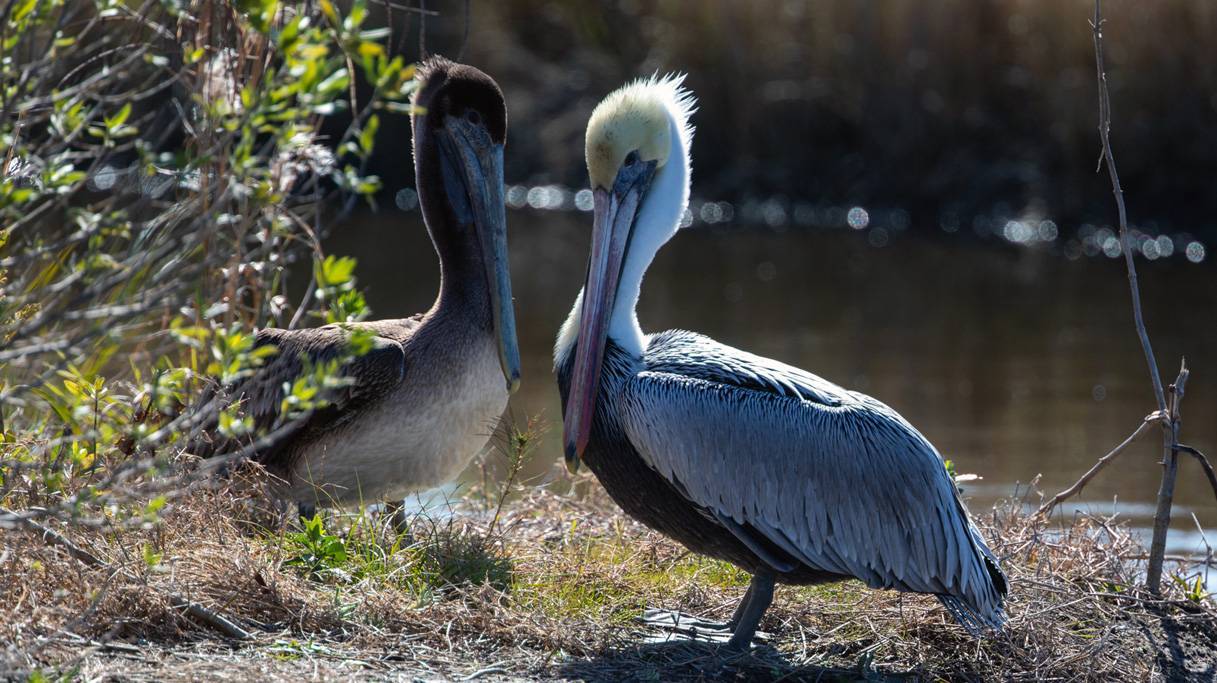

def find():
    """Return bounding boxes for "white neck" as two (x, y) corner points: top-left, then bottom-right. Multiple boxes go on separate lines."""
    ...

(607, 117), (690, 356)
(555, 109), (691, 367)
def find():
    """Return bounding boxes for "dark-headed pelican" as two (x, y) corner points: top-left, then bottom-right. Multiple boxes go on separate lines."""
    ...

(555, 75), (1007, 650)
(196, 57), (518, 522)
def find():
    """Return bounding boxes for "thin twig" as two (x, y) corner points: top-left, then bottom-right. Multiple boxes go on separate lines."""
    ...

(1037, 417), (1156, 517)
(167, 595), (253, 641)
(1129, 553), (1217, 569)
(0, 506), (107, 566)
(1175, 441), (1217, 503)
(456, 0), (471, 62)
(418, 0), (427, 58)
(1091, 1), (1166, 413)
(1191, 512), (1213, 586)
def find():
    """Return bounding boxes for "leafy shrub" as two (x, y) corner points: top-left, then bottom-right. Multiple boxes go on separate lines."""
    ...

(0, 0), (413, 526)
(284, 513), (349, 577)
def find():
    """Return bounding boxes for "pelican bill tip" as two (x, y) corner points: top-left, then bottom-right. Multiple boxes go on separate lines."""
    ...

(563, 442), (582, 474)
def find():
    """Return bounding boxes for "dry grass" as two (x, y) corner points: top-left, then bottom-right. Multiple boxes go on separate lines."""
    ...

(2, 480), (1216, 682)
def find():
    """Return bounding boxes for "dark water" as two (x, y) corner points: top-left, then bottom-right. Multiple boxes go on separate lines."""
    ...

(328, 208), (1217, 558)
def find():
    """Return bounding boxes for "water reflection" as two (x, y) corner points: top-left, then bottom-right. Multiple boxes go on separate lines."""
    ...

(326, 208), (1217, 557)
(393, 183), (1210, 265)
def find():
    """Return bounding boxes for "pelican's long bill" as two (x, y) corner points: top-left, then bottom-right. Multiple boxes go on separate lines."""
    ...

(563, 157), (657, 472)
(438, 115), (521, 392)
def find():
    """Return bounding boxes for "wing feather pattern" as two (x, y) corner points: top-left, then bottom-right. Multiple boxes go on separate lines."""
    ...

(189, 323), (408, 466)
(621, 330), (1006, 630)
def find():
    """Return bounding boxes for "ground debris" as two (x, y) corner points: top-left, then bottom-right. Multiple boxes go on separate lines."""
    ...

(2, 487), (1215, 681)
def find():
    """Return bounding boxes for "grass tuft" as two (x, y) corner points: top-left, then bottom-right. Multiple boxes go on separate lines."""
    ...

(405, 518), (514, 593)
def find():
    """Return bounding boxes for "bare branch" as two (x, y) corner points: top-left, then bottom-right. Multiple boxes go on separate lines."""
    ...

(1147, 361), (1189, 592)
(1171, 442), (1217, 503)
(1091, 0), (1166, 413)
(1089, 0), (1190, 596)
(1037, 416), (1157, 518)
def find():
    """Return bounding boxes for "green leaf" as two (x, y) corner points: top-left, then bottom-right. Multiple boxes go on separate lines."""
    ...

(358, 28), (391, 41)
(143, 543), (163, 567)
(319, 0), (339, 25)
(108, 103), (132, 128)
(277, 15), (302, 51)
(356, 41), (384, 59)
(11, 0), (38, 24)
(345, 0), (368, 30)
(358, 114), (379, 156)
(316, 255), (357, 287)
(316, 68), (349, 97)
(236, 0), (280, 33)
(346, 328), (375, 356)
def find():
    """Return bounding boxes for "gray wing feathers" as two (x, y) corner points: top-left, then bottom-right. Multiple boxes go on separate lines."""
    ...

(646, 330), (845, 406)
(619, 369), (1005, 630)
(715, 512), (798, 573)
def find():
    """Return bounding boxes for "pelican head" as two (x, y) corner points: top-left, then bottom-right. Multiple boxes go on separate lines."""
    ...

(414, 57), (520, 392)
(562, 74), (696, 472)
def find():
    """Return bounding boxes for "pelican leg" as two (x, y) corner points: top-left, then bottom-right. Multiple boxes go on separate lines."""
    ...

(726, 580), (758, 630)
(383, 499), (413, 542)
(725, 572), (774, 652)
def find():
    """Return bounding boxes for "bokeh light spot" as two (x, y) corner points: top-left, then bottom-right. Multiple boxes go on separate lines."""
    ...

(394, 187), (418, 211)
(574, 189), (593, 211)
(756, 261), (777, 282)
(847, 206), (869, 230)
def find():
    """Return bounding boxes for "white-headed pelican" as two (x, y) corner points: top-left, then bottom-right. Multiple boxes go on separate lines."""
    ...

(555, 75), (1006, 650)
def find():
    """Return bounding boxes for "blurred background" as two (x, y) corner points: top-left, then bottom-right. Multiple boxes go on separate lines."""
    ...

(322, 1), (1216, 554)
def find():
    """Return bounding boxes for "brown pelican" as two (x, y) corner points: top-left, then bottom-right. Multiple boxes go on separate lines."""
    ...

(554, 75), (1007, 650)
(195, 57), (518, 523)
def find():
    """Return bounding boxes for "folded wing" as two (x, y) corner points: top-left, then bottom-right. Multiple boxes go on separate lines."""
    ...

(188, 323), (407, 466)
(621, 331), (1005, 628)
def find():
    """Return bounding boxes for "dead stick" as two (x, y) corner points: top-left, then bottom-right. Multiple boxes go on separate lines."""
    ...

(1147, 363), (1189, 592)
(1091, 0), (1167, 413)
(0, 506), (252, 640)
(0, 507), (108, 568)
(1090, 0), (1182, 595)
(167, 595), (252, 641)
(1037, 418), (1155, 517)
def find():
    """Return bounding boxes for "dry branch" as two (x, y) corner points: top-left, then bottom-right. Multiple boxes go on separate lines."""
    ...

(1176, 443), (1217, 502)
(1091, 1), (1167, 414)
(1088, 0), (1196, 595)
(1038, 416), (1156, 518)
(1147, 362), (1190, 591)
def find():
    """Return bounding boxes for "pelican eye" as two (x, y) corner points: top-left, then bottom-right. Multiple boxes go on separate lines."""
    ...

(623, 150), (640, 168)
(465, 109), (481, 125)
